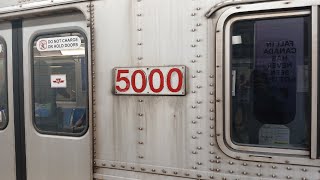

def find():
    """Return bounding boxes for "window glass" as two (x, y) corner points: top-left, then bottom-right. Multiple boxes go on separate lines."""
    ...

(231, 16), (311, 149)
(0, 41), (7, 130)
(33, 32), (88, 135)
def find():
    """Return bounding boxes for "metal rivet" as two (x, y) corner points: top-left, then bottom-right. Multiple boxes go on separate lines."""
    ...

(196, 55), (201, 58)
(229, 161), (234, 165)
(287, 167), (292, 170)
(197, 116), (201, 119)
(197, 85), (201, 89)
(229, 170), (234, 173)
(138, 57), (143, 60)
(242, 172), (247, 175)
(137, 14), (142, 16)
(141, 168), (145, 171)
(191, 13), (196, 16)
(196, 39), (201, 42)
(215, 156), (220, 159)
(192, 136), (197, 139)
(185, 173), (190, 176)
(196, 7), (201, 10)
(272, 174), (276, 178)
(197, 162), (202, 165)
(137, 28), (142, 31)
(197, 131), (202, 134)
(216, 169), (220, 172)
(192, 151), (198, 154)
(137, 43), (143, 45)
(192, 75), (196, 78)
(191, 60), (196, 63)
(192, 105), (196, 108)
(302, 168), (307, 172)
(138, 127), (143, 130)
(196, 23), (201, 26)
(192, 166), (197, 169)
(197, 146), (202, 150)
(243, 163), (247, 166)
(191, 29), (196, 32)
(257, 164), (262, 168)
(272, 165), (276, 169)
(173, 171), (178, 175)
(162, 169), (166, 173)
(257, 173), (262, 176)
(192, 91), (196, 93)
(209, 151), (214, 154)
(287, 176), (292, 179)
(138, 113), (143, 116)
(209, 176), (214, 179)
(192, 121), (197, 124)
(151, 169), (156, 172)
(191, 44), (196, 47)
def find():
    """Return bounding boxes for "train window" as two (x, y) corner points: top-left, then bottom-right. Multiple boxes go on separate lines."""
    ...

(32, 32), (88, 136)
(0, 40), (7, 130)
(230, 16), (311, 149)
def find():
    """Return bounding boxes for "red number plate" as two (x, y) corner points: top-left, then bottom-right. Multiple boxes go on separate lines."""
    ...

(114, 66), (186, 95)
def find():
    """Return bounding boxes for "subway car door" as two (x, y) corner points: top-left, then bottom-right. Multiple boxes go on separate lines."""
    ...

(19, 12), (91, 180)
(0, 23), (16, 180)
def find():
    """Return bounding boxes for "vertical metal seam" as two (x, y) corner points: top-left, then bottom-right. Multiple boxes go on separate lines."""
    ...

(88, 1), (97, 173)
(311, 5), (318, 159)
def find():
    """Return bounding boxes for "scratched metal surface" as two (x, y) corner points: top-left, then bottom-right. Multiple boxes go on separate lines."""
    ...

(91, 0), (320, 179)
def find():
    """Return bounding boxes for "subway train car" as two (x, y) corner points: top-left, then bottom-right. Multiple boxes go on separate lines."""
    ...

(0, 0), (320, 179)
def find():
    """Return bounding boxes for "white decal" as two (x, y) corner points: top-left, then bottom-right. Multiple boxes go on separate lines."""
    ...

(51, 74), (67, 88)
(37, 36), (81, 52)
(259, 124), (290, 146)
(232, 35), (242, 45)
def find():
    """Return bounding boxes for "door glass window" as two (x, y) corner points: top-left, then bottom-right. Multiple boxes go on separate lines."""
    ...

(230, 16), (311, 149)
(33, 32), (88, 135)
(0, 41), (7, 130)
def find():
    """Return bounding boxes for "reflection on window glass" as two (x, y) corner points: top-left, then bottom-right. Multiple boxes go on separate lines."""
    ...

(33, 32), (88, 135)
(231, 16), (311, 149)
(0, 41), (7, 130)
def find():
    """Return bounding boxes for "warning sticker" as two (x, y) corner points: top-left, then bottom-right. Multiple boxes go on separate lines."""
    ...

(36, 36), (81, 52)
(51, 74), (67, 88)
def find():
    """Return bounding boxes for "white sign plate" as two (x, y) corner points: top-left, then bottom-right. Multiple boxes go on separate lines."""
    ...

(36, 36), (81, 52)
(51, 74), (67, 88)
(114, 66), (186, 95)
